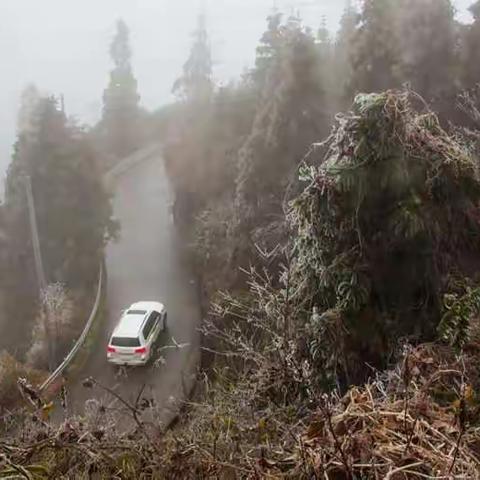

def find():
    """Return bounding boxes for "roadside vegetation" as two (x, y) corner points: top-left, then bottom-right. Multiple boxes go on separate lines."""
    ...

(0, 36), (121, 396)
(3, 0), (480, 478)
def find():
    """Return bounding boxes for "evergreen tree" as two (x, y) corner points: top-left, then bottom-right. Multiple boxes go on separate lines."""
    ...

(4, 96), (117, 354)
(462, 1), (480, 89)
(251, 12), (283, 93)
(336, 0), (358, 54)
(347, 0), (402, 97)
(397, 0), (458, 103)
(101, 19), (140, 158)
(173, 13), (213, 103)
(0, 206), (10, 352)
(232, 16), (329, 264)
(316, 15), (331, 63)
(315, 15), (338, 118)
(168, 12), (215, 225)
(334, 0), (359, 107)
(291, 91), (480, 380)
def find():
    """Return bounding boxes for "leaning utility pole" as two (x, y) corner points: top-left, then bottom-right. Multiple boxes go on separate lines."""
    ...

(24, 175), (55, 371)
(25, 176), (46, 291)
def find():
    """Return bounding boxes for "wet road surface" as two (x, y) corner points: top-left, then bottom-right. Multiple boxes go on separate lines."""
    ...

(64, 152), (201, 427)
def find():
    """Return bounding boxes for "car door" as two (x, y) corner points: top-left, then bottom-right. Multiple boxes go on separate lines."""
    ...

(144, 312), (160, 350)
(141, 314), (155, 357)
(150, 311), (162, 343)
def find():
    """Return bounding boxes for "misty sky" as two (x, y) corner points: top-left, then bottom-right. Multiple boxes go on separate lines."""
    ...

(0, 0), (474, 186)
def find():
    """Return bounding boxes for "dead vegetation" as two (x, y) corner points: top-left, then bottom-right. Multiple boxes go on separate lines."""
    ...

(0, 351), (47, 416)
(0, 339), (479, 478)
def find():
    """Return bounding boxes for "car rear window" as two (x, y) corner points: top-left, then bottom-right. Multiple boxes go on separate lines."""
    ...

(111, 336), (141, 347)
(126, 310), (146, 315)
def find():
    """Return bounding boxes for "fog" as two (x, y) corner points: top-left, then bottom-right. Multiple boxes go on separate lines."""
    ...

(0, 0), (473, 190)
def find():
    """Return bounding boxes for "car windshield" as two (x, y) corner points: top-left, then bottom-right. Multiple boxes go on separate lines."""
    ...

(111, 336), (140, 347)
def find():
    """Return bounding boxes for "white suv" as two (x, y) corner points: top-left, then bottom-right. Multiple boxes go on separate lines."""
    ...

(107, 301), (167, 366)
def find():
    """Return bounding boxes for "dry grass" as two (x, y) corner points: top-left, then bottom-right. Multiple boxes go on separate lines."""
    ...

(0, 337), (479, 478)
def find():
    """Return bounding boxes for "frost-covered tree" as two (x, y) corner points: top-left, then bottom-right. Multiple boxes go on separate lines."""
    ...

(462, 1), (480, 89)
(316, 16), (335, 109)
(231, 16), (329, 263)
(26, 283), (74, 369)
(334, 0), (359, 106)
(347, 0), (402, 97)
(291, 91), (480, 380)
(397, 0), (458, 102)
(251, 12), (283, 93)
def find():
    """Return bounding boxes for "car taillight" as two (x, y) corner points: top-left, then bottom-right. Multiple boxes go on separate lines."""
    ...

(134, 347), (147, 354)
(107, 346), (116, 353)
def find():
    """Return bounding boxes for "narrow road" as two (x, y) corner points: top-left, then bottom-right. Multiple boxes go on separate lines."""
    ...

(65, 151), (201, 427)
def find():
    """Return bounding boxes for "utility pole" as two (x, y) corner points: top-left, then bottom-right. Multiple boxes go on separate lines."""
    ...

(24, 175), (55, 371)
(25, 176), (46, 291)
